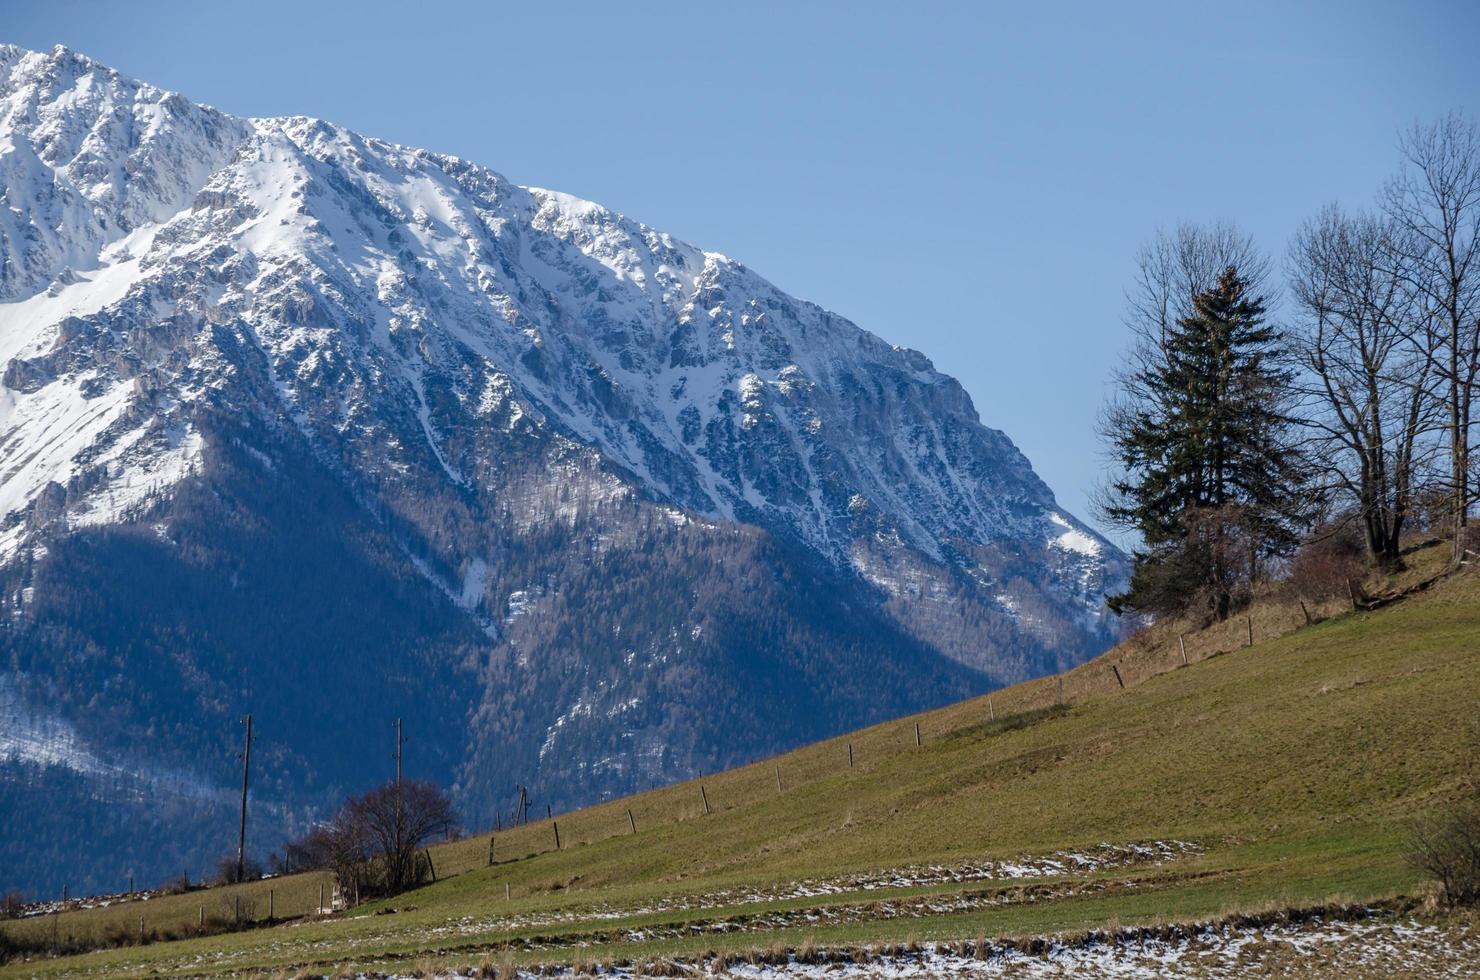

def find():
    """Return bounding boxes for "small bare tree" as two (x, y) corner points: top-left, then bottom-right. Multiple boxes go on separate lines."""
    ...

(350, 779), (456, 894)
(1407, 732), (1480, 907)
(1289, 205), (1440, 567)
(283, 779), (457, 902)
(1382, 114), (1480, 562)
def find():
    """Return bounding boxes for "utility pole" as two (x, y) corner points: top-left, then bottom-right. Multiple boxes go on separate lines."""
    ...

(394, 718), (405, 787)
(236, 714), (254, 884)
(394, 718), (406, 880)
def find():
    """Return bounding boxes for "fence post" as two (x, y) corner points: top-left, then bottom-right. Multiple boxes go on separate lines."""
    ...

(318, 883), (324, 915)
(700, 784), (711, 815)
(198, 905), (203, 932)
(775, 766), (782, 793)
(268, 889), (274, 921)
(1179, 634), (1188, 667)
(1111, 664), (1125, 689)
(1057, 675), (1065, 706)
(488, 835), (495, 866)
(988, 697), (995, 722)
(234, 894), (240, 924)
(848, 742), (854, 768)
(552, 821), (561, 850)
(139, 915), (144, 944)
(914, 722), (922, 746)
(627, 808), (637, 834)
(505, 882), (511, 901)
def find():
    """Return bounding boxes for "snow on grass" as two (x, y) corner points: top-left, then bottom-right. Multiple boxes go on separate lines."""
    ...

(406, 841), (1201, 941)
(389, 913), (1480, 979)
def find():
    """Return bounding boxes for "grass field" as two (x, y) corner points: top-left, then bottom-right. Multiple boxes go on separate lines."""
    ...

(4, 543), (1478, 977)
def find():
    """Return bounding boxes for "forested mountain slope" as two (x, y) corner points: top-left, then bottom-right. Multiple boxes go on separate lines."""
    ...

(0, 44), (1123, 895)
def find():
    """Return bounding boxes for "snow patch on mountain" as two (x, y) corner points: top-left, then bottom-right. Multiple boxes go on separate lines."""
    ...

(1048, 511), (1102, 557)
(0, 674), (110, 775)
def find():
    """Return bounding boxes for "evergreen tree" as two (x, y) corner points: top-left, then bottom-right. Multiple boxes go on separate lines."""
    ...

(1104, 265), (1307, 619)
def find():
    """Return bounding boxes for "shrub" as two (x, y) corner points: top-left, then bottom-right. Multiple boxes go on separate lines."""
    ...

(1406, 746), (1480, 907)
(214, 853), (263, 885)
(1286, 520), (1367, 600)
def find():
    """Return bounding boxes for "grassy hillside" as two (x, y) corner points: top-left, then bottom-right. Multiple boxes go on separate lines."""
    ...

(4, 544), (1477, 977)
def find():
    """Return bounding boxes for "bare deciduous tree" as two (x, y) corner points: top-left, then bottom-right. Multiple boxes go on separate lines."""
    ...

(281, 779), (457, 902)
(1125, 221), (1272, 348)
(1382, 114), (1480, 561)
(345, 779), (456, 897)
(1289, 204), (1440, 567)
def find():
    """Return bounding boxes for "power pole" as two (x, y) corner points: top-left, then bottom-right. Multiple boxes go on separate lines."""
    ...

(394, 718), (405, 787)
(394, 719), (406, 881)
(236, 714), (254, 884)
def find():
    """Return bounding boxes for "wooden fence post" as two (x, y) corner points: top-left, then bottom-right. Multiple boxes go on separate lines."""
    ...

(1111, 664), (1125, 689)
(848, 742), (854, 768)
(552, 821), (561, 850)
(198, 905), (203, 932)
(1057, 675), (1065, 706)
(488, 835), (495, 866)
(318, 883), (324, 915)
(234, 894), (240, 924)
(775, 766), (782, 793)
(505, 882), (511, 901)
(988, 697), (995, 722)
(627, 808), (637, 834)
(700, 784), (711, 815)
(1246, 615), (1254, 647)
(914, 722), (922, 746)
(268, 889), (274, 921)
(1179, 634), (1188, 667)
(1299, 599), (1312, 625)
(139, 915), (144, 944)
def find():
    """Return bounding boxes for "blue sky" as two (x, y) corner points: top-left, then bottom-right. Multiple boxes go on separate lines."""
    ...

(7, 1), (1477, 535)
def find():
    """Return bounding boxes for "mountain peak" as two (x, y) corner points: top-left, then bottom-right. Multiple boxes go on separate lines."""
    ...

(0, 40), (1120, 612)
(0, 43), (1123, 892)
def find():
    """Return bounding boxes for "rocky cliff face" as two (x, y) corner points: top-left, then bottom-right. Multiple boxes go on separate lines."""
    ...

(0, 44), (1124, 895)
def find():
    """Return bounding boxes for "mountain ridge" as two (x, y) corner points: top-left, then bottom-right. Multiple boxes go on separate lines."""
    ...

(0, 43), (1124, 895)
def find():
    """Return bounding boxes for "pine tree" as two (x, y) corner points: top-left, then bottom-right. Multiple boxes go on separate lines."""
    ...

(1104, 265), (1307, 619)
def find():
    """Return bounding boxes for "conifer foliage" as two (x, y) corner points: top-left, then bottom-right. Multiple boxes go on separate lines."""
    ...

(1103, 262), (1307, 619)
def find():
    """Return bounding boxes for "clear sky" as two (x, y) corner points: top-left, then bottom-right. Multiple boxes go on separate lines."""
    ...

(6, 1), (1477, 534)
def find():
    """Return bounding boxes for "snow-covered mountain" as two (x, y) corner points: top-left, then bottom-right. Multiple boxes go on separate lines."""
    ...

(0, 44), (1124, 895)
